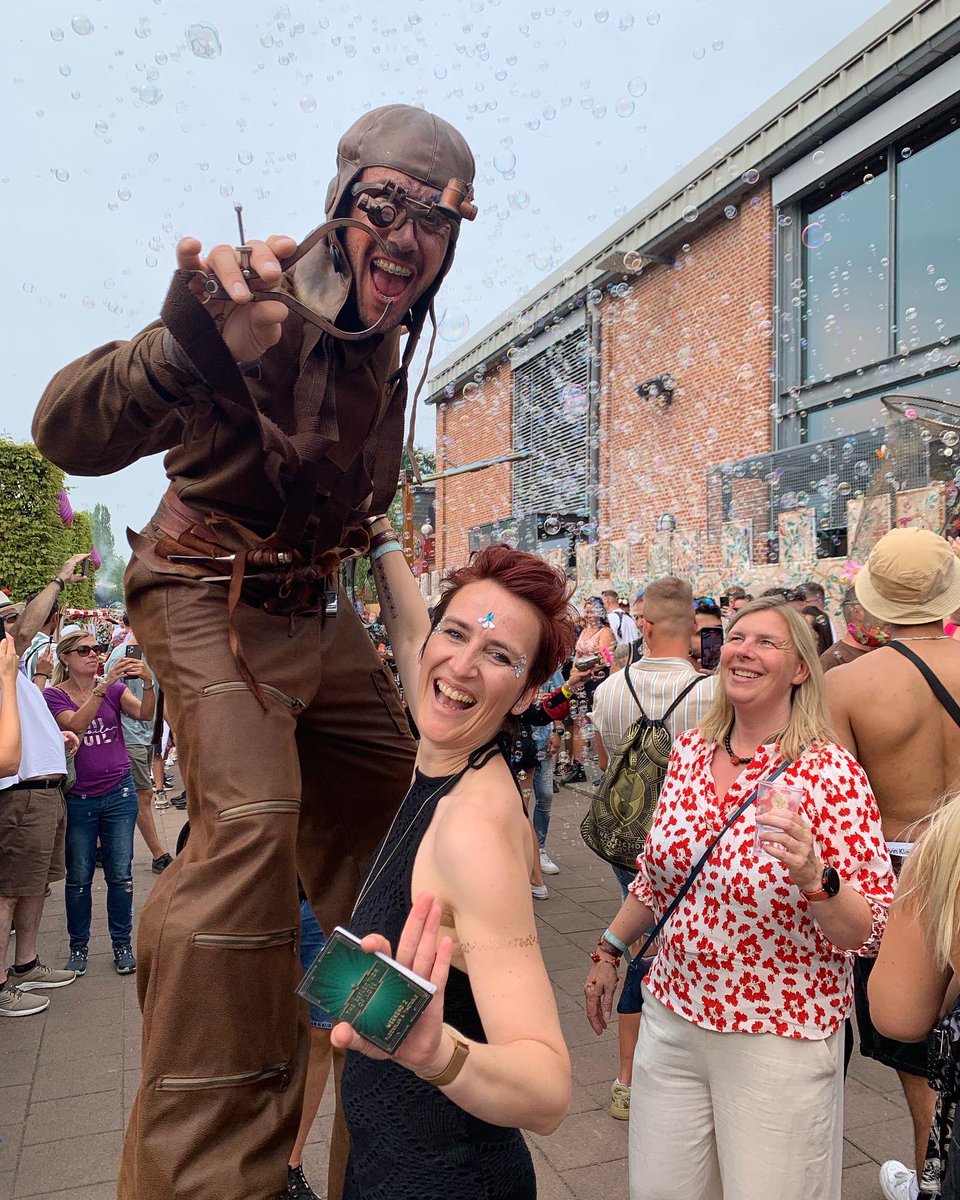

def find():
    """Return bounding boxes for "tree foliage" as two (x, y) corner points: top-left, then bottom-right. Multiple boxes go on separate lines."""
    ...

(0, 439), (95, 608)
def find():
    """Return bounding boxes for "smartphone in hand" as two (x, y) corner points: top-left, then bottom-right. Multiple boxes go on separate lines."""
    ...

(699, 627), (724, 672)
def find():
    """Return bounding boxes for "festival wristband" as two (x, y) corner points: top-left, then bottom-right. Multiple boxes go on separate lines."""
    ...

(602, 929), (632, 960)
(370, 540), (403, 564)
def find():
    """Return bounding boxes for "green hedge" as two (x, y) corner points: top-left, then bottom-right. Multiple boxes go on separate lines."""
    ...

(0, 439), (95, 607)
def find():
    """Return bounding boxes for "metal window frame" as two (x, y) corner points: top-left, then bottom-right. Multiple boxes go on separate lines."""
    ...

(776, 101), (960, 446)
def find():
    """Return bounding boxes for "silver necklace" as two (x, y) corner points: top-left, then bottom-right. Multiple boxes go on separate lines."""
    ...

(893, 635), (950, 642)
(350, 771), (460, 921)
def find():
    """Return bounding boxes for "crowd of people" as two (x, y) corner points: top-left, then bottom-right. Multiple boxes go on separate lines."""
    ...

(5, 98), (960, 1200)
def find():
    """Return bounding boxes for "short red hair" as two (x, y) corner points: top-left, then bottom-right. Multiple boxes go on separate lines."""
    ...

(430, 544), (578, 684)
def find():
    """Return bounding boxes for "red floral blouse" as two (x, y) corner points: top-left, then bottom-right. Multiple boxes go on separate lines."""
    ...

(628, 731), (895, 1040)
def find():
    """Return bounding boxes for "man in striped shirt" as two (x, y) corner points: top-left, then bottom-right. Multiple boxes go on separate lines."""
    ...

(591, 575), (717, 1123)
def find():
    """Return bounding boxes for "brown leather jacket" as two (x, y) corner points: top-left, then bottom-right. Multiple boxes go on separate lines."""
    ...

(33, 242), (405, 551)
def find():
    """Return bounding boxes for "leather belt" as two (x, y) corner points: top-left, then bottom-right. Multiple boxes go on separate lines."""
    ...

(2, 776), (66, 793)
(128, 487), (369, 712)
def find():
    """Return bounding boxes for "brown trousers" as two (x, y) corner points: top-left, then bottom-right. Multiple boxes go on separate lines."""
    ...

(118, 560), (415, 1200)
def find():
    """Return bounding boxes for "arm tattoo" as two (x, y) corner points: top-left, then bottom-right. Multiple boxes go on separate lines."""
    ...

(372, 557), (400, 620)
(459, 933), (540, 954)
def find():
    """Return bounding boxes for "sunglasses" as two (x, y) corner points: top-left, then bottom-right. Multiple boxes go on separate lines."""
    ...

(66, 645), (98, 657)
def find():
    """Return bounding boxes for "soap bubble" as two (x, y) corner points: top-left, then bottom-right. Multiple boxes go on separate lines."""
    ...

(905, 306), (918, 322)
(299, 95), (317, 114)
(117, 187), (131, 201)
(561, 382), (589, 421)
(53, 168), (69, 182)
(238, 151), (254, 165)
(615, 97), (635, 118)
(942, 431), (959, 448)
(627, 77), (647, 97)
(682, 204), (699, 223)
(59, 64), (72, 77)
(493, 149), (517, 174)
(812, 149), (825, 166)
(508, 190), (530, 210)
(463, 381), (481, 400)
(138, 84), (162, 105)
(623, 250), (644, 272)
(724, 204), (737, 219)
(50, 27), (64, 41)
(594, 9), (609, 21)
(801, 222), (826, 249)
(646, 10), (660, 25)
(619, 13), (634, 30)
(71, 14), (94, 36)
(542, 515), (562, 536)
(742, 168), (760, 185)
(219, 183), (234, 198)
(936, 277), (949, 292)
(81, 296), (95, 309)
(186, 24), (222, 59)
(438, 307), (470, 342)
(692, 46), (706, 60)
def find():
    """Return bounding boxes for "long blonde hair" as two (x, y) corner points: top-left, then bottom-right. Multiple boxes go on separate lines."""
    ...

(899, 792), (960, 969)
(699, 596), (831, 761)
(50, 630), (94, 688)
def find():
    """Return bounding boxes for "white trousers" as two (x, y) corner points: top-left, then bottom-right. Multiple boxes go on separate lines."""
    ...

(629, 987), (843, 1200)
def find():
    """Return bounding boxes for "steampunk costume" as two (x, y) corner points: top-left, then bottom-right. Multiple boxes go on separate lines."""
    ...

(33, 106), (474, 1200)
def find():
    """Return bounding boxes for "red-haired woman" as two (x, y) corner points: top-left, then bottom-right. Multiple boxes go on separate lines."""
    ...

(330, 521), (577, 1199)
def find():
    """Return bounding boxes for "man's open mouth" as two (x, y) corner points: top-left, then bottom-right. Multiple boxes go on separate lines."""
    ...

(371, 257), (415, 298)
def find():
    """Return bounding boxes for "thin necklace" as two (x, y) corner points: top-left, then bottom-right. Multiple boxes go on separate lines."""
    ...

(350, 771), (460, 921)
(893, 635), (950, 642)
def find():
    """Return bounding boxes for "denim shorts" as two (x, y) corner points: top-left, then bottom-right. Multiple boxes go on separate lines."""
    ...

(299, 897), (333, 1030)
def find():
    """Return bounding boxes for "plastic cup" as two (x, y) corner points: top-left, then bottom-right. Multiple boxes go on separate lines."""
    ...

(754, 781), (804, 855)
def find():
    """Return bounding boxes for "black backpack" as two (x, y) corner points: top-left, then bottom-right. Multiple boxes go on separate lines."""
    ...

(580, 662), (706, 870)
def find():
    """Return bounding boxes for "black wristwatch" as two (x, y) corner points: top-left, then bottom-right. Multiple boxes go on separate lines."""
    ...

(802, 864), (841, 902)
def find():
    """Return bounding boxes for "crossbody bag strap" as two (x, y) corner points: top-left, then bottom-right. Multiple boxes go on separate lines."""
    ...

(631, 756), (796, 962)
(888, 641), (960, 730)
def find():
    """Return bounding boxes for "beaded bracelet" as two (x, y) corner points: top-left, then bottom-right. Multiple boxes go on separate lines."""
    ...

(590, 949), (620, 968)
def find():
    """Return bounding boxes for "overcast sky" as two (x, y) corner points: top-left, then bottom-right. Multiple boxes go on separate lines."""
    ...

(3, 0), (888, 543)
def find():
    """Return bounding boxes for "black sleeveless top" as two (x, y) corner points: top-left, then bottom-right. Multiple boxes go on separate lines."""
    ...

(341, 740), (537, 1199)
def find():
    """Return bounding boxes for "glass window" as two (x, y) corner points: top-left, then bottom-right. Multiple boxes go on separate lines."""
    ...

(801, 153), (889, 384)
(803, 369), (960, 443)
(896, 117), (960, 351)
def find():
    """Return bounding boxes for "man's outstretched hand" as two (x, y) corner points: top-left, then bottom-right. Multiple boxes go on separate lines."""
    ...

(176, 234), (298, 364)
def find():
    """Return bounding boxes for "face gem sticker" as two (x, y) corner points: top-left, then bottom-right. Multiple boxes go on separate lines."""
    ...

(478, 612), (496, 630)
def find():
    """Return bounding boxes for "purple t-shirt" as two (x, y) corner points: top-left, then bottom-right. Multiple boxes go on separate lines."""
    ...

(45, 681), (131, 796)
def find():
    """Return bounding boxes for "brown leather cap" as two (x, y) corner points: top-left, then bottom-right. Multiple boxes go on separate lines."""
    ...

(325, 104), (475, 233)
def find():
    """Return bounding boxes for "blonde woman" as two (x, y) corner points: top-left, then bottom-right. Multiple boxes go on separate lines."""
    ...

(870, 794), (960, 1199)
(584, 597), (895, 1200)
(44, 628), (156, 977)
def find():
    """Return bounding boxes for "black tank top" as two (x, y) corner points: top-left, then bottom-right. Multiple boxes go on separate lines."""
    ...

(341, 739), (537, 1199)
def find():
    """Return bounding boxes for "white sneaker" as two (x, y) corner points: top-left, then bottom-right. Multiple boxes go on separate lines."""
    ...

(539, 850), (560, 875)
(879, 1161), (919, 1200)
(531, 883), (549, 900)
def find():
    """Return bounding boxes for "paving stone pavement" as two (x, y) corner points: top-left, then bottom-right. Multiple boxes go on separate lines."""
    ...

(0, 783), (914, 1198)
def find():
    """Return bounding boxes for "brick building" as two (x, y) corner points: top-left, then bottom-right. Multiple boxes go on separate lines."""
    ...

(426, 0), (960, 615)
